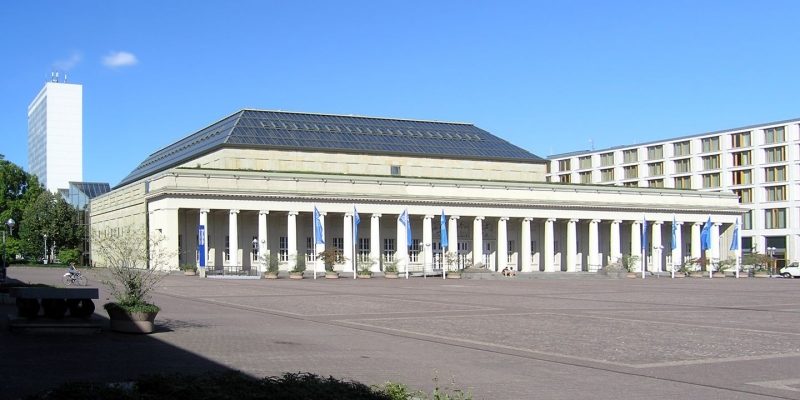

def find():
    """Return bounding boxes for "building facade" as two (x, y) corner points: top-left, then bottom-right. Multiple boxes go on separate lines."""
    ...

(90, 110), (742, 275)
(28, 77), (83, 192)
(547, 118), (800, 266)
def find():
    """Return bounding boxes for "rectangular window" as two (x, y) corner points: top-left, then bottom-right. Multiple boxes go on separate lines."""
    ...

(578, 156), (592, 169)
(648, 179), (664, 188)
(358, 238), (370, 262)
(674, 158), (691, 173)
(579, 171), (592, 184)
(390, 165), (401, 176)
(623, 165), (638, 179)
(225, 236), (230, 262)
(623, 149), (638, 163)
(600, 152), (614, 167)
(623, 181), (638, 187)
(765, 185), (787, 202)
(764, 126), (785, 144)
(383, 238), (396, 262)
(674, 176), (692, 189)
(648, 162), (663, 176)
(733, 188), (752, 204)
(558, 174), (571, 183)
(673, 141), (691, 157)
(558, 159), (571, 172)
(732, 151), (751, 167)
(253, 236), (259, 262)
(279, 236), (288, 262)
(702, 155), (720, 170)
(647, 145), (663, 160)
(600, 168), (614, 182)
(765, 146), (786, 163)
(765, 166), (786, 182)
(702, 173), (720, 188)
(701, 137), (720, 152)
(743, 210), (752, 230)
(410, 239), (420, 262)
(305, 237), (314, 260)
(765, 208), (786, 229)
(732, 169), (752, 185)
(731, 131), (751, 148)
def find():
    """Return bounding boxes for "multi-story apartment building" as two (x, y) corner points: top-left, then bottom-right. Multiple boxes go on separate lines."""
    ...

(548, 118), (800, 267)
(27, 74), (83, 192)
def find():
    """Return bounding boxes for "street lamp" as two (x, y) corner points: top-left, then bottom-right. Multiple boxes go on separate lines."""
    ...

(767, 247), (777, 276)
(43, 234), (48, 264)
(1, 218), (15, 282)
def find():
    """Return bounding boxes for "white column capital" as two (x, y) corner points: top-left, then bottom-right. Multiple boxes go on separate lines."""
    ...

(499, 217), (509, 222)
(673, 221), (683, 226)
(713, 222), (722, 227)
(259, 210), (269, 216)
(612, 220), (622, 224)
(371, 213), (382, 219)
(569, 219), (579, 223)
(474, 216), (485, 221)
(546, 218), (556, 223)
(523, 217), (533, 222)
(200, 209), (210, 214)
(694, 222), (704, 226)
(450, 216), (460, 221)
(424, 215), (434, 220)
(288, 211), (299, 216)
(229, 209), (240, 215)
(591, 219), (601, 224)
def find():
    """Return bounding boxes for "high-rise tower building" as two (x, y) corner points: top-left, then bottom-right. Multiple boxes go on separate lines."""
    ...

(27, 73), (83, 191)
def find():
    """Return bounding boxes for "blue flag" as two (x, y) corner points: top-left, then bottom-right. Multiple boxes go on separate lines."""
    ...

(353, 206), (361, 243)
(399, 209), (411, 248)
(641, 216), (648, 252)
(440, 210), (448, 250)
(671, 216), (677, 251)
(700, 217), (712, 251)
(313, 206), (325, 244)
(730, 218), (739, 251)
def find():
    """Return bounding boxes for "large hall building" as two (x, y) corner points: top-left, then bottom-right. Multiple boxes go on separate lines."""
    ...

(89, 109), (742, 275)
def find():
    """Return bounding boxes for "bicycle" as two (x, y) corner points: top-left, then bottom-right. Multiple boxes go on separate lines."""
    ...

(62, 264), (88, 286)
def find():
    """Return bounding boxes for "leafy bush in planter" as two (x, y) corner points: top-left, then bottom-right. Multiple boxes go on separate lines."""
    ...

(383, 259), (398, 273)
(268, 252), (280, 273)
(179, 264), (197, 272)
(292, 253), (306, 273)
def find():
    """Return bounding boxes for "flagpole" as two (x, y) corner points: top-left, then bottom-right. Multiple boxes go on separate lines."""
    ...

(353, 208), (357, 280)
(312, 209), (317, 280)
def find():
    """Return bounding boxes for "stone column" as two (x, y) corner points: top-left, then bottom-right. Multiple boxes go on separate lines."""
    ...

(258, 211), (269, 273)
(631, 221), (642, 271)
(473, 216), (484, 267)
(610, 220), (622, 263)
(520, 218), (532, 272)
(544, 218), (555, 272)
(651, 221), (662, 272)
(566, 219), (578, 272)
(199, 209), (209, 271)
(691, 222), (702, 260)
(711, 223), (721, 263)
(344, 213), (354, 272)
(287, 211), (298, 271)
(448, 216), (459, 266)
(370, 214), (381, 271)
(228, 209), (239, 267)
(423, 215), (433, 273)
(672, 222), (683, 271)
(588, 219), (599, 271)
(497, 217), (508, 272)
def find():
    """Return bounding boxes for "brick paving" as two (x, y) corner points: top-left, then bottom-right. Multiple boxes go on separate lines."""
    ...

(2, 267), (800, 399)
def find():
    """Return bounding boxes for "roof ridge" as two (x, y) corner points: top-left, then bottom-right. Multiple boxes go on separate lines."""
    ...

(241, 108), (473, 126)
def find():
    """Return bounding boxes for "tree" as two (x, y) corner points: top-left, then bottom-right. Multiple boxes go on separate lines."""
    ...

(19, 191), (84, 261)
(0, 159), (43, 240)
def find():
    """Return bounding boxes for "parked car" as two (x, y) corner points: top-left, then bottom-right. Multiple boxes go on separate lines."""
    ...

(779, 263), (800, 278)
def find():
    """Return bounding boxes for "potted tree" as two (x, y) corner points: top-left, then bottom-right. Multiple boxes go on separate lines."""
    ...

(92, 226), (170, 334)
(318, 248), (341, 279)
(356, 258), (374, 278)
(179, 264), (197, 276)
(621, 254), (640, 278)
(383, 259), (399, 279)
(289, 253), (306, 279)
(444, 252), (461, 278)
(264, 253), (280, 279)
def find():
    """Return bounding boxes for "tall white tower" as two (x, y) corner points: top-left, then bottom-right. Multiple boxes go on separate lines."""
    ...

(27, 74), (83, 191)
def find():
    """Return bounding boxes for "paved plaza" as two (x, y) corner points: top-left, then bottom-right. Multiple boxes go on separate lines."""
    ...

(2, 267), (800, 399)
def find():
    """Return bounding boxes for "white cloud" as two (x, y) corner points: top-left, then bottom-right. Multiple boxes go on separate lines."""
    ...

(102, 51), (138, 68)
(53, 52), (82, 71)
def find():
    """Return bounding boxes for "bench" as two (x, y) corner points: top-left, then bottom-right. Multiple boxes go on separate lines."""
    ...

(8, 287), (101, 333)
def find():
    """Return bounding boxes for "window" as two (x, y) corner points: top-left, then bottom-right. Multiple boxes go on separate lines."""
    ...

(252, 236), (259, 262)
(558, 174), (571, 183)
(600, 152), (614, 167)
(225, 236), (230, 262)
(674, 176), (692, 189)
(279, 236), (288, 261)
(623, 165), (638, 179)
(358, 238), (370, 262)
(648, 162), (663, 176)
(409, 239), (420, 262)
(732, 169), (752, 185)
(765, 185), (787, 202)
(332, 237), (344, 252)
(764, 126), (785, 144)
(765, 146), (786, 163)
(647, 145), (663, 160)
(648, 179), (664, 188)
(383, 238), (395, 262)
(558, 159), (571, 172)
(732, 151), (751, 167)
(600, 168), (614, 182)
(701, 137), (720, 152)
(731, 131), (751, 148)
(579, 171), (592, 184)
(733, 188), (752, 203)
(702, 155), (720, 170)
(623, 181), (638, 187)
(623, 149), (638, 163)
(742, 210), (752, 230)
(390, 165), (401, 176)
(673, 141), (691, 156)
(578, 156), (592, 169)
(765, 166), (786, 182)
(765, 208), (786, 229)
(305, 237), (314, 259)
(702, 173), (720, 188)
(674, 158), (691, 173)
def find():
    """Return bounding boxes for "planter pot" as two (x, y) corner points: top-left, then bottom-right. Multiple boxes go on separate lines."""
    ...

(712, 272), (725, 278)
(264, 272), (279, 279)
(325, 272), (339, 279)
(384, 272), (399, 279)
(626, 272), (638, 278)
(446, 272), (462, 279)
(688, 271), (705, 278)
(754, 272), (770, 278)
(183, 271), (197, 276)
(106, 305), (158, 334)
(357, 274), (372, 279)
(289, 273), (304, 280)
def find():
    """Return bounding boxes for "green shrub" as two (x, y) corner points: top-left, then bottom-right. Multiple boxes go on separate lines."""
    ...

(57, 248), (81, 265)
(268, 252), (280, 272)
(292, 253), (306, 273)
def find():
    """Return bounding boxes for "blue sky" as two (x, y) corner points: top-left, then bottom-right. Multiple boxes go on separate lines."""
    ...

(2, 1), (800, 186)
